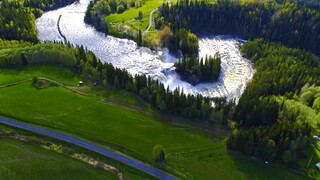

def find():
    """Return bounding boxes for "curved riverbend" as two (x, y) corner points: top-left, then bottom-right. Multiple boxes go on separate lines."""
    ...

(35, 0), (254, 102)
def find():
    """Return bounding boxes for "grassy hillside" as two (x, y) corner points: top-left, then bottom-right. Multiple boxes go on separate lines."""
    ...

(0, 138), (117, 179)
(0, 65), (309, 179)
(0, 65), (80, 85)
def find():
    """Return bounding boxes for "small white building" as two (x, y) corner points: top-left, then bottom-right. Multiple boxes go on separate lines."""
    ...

(79, 81), (84, 86)
(316, 162), (320, 169)
(313, 135), (319, 140)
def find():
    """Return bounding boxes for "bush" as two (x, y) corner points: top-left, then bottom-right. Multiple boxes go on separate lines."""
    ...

(153, 144), (166, 162)
(32, 76), (38, 85)
(282, 150), (291, 163)
(301, 91), (314, 106)
(138, 11), (143, 18)
(117, 5), (124, 13)
(312, 97), (320, 112)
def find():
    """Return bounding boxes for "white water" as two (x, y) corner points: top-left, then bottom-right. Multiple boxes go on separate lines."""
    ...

(35, 0), (254, 102)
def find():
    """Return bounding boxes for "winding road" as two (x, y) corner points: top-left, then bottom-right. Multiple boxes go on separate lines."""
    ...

(0, 116), (175, 180)
(143, 8), (158, 35)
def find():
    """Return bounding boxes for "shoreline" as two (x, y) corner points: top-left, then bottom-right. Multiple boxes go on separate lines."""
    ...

(57, 15), (67, 43)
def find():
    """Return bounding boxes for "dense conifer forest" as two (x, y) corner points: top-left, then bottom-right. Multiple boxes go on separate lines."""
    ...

(158, 0), (320, 54)
(0, 0), (77, 42)
(227, 121), (311, 162)
(229, 39), (320, 162)
(0, 2), (38, 42)
(235, 39), (320, 127)
(174, 53), (221, 84)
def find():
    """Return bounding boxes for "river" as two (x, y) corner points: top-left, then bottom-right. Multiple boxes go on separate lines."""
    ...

(35, 0), (254, 102)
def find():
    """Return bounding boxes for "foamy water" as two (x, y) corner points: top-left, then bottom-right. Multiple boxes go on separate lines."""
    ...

(36, 0), (254, 102)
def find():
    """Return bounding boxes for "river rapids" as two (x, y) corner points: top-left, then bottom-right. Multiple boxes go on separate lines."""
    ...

(35, 0), (254, 102)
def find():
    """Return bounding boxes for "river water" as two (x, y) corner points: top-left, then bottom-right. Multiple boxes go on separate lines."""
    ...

(35, 0), (254, 102)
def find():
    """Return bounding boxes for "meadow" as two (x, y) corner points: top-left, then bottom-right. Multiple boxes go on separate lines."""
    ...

(0, 65), (312, 179)
(106, 0), (165, 28)
(0, 138), (117, 179)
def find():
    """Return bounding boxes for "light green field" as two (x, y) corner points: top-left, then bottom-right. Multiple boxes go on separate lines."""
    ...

(0, 138), (116, 179)
(106, 0), (164, 23)
(167, 145), (307, 179)
(0, 65), (80, 86)
(0, 81), (215, 162)
(0, 65), (310, 179)
(106, 0), (172, 37)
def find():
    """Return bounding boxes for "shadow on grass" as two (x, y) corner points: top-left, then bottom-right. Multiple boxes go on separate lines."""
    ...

(227, 149), (309, 179)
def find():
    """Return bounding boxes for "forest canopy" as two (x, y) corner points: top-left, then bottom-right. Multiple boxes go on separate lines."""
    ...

(0, 0), (77, 43)
(174, 53), (221, 85)
(158, 0), (320, 54)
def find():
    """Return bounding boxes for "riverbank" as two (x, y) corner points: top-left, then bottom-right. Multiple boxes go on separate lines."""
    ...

(57, 15), (67, 42)
(35, 1), (254, 102)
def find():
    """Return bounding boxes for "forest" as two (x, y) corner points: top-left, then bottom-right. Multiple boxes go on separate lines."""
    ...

(159, 27), (198, 56)
(153, 0), (320, 162)
(174, 53), (221, 84)
(227, 38), (320, 162)
(0, 0), (77, 43)
(23, 0), (77, 12)
(158, 0), (320, 55)
(234, 39), (320, 127)
(227, 121), (311, 162)
(84, 0), (108, 32)
(0, 2), (38, 43)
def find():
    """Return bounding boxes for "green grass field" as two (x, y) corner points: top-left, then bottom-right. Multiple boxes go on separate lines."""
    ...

(0, 65), (312, 179)
(0, 65), (80, 86)
(105, 0), (172, 40)
(0, 124), (156, 179)
(106, 0), (164, 24)
(0, 138), (117, 179)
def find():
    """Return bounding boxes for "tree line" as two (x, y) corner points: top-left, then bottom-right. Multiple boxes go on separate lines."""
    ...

(227, 121), (311, 162)
(0, 0), (77, 43)
(227, 38), (320, 163)
(23, 0), (77, 12)
(234, 39), (320, 128)
(159, 27), (198, 56)
(0, 2), (38, 43)
(158, 0), (320, 55)
(174, 53), (221, 85)
(0, 40), (232, 121)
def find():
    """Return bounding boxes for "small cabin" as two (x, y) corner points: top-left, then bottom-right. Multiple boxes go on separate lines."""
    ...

(79, 81), (84, 86)
(316, 162), (320, 169)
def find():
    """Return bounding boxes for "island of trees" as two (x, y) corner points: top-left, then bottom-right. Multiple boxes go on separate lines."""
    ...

(174, 53), (221, 85)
